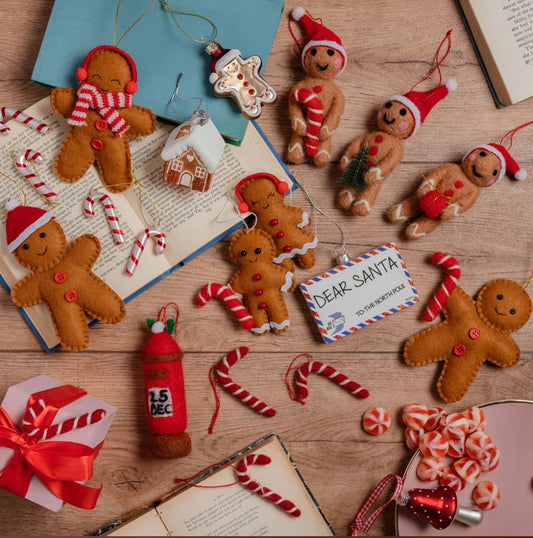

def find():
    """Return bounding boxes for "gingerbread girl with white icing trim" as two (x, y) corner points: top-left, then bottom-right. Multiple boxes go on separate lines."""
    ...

(287, 7), (347, 167)
(338, 31), (456, 216)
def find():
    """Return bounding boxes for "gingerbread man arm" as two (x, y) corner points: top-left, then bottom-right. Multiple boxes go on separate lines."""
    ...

(64, 234), (101, 270)
(486, 335), (521, 368)
(228, 274), (245, 297)
(415, 165), (451, 196)
(119, 106), (156, 138)
(320, 89), (345, 138)
(11, 273), (43, 307)
(340, 135), (365, 171)
(366, 143), (404, 184)
(288, 89), (308, 136)
(403, 322), (450, 367)
(439, 187), (479, 221)
(50, 87), (77, 118)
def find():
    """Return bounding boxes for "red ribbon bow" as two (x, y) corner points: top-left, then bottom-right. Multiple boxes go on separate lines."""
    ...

(0, 384), (104, 510)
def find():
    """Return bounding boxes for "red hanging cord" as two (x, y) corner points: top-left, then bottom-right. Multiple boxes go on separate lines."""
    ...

(410, 29), (452, 91)
(158, 302), (180, 330)
(499, 120), (533, 149)
(284, 353), (314, 404)
(175, 462), (240, 489)
(208, 364), (221, 434)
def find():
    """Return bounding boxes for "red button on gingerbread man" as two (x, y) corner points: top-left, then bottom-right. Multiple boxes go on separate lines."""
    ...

(51, 46), (156, 193)
(6, 201), (126, 351)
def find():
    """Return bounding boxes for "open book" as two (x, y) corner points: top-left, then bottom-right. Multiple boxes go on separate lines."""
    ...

(94, 433), (334, 536)
(0, 97), (294, 352)
(457, 0), (533, 106)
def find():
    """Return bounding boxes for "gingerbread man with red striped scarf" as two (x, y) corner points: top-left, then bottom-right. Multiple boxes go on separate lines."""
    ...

(287, 8), (346, 167)
(51, 46), (156, 193)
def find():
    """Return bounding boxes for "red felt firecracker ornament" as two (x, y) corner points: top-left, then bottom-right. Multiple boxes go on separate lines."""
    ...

(141, 303), (191, 458)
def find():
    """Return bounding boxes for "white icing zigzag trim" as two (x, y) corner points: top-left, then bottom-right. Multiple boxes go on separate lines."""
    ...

(281, 271), (294, 292)
(297, 212), (310, 228)
(251, 323), (270, 334)
(270, 319), (290, 331)
(273, 235), (318, 263)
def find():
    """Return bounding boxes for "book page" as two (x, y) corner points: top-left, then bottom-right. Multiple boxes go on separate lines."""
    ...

(460, 0), (533, 104)
(107, 508), (170, 536)
(153, 436), (333, 536)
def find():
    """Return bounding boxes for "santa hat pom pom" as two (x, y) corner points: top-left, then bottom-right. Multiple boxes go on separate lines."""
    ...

(445, 78), (458, 92)
(6, 199), (19, 213)
(151, 321), (166, 334)
(515, 168), (527, 181)
(292, 7), (306, 21)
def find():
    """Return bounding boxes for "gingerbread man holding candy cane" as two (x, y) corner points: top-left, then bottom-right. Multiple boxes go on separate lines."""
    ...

(51, 46), (156, 193)
(287, 8), (346, 167)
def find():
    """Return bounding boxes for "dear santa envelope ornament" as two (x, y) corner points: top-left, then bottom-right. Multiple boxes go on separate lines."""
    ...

(300, 243), (419, 343)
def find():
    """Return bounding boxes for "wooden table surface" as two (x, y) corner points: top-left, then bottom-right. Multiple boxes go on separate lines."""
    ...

(2, 1), (533, 535)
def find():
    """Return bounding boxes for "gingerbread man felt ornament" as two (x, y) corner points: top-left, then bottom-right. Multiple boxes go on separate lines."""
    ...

(387, 126), (528, 240)
(6, 200), (126, 351)
(287, 7), (347, 167)
(404, 253), (532, 402)
(51, 45), (156, 193)
(338, 30), (457, 216)
(228, 228), (296, 334)
(236, 173), (318, 269)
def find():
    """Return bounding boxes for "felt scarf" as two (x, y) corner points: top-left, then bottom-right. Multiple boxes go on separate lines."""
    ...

(68, 82), (132, 136)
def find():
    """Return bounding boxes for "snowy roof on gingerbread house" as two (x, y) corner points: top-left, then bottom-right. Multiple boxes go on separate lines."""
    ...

(161, 115), (225, 174)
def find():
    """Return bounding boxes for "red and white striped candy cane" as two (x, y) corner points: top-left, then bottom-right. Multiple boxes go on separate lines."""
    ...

(125, 228), (166, 276)
(422, 252), (461, 322)
(291, 88), (323, 157)
(195, 283), (254, 330)
(21, 397), (47, 435)
(84, 190), (124, 245)
(0, 106), (50, 135)
(14, 149), (57, 202)
(293, 358), (369, 403)
(236, 454), (301, 517)
(27, 409), (107, 442)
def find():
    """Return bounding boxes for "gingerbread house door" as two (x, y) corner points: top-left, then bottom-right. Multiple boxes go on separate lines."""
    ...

(180, 171), (194, 187)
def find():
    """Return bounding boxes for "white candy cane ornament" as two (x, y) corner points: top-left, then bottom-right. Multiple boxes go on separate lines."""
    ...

(209, 346), (276, 433)
(422, 252), (461, 322)
(84, 190), (125, 245)
(236, 454), (301, 517)
(286, 354), (370, 404)
(195, 283), (254, 330)
(0, 106), (50, 135)
(13, 149), (57, 202)
(125, 228), (166, 275)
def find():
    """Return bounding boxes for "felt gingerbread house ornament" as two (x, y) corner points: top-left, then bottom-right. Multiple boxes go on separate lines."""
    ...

(160, 111), (225, 192)
(5, 200), (125, 351)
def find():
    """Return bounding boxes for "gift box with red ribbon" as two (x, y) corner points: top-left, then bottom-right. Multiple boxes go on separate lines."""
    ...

(0, 375), (117, 511)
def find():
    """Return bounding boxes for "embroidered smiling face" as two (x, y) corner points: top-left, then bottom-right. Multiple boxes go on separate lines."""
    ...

(239, 177), (284, 216)
(228, 229), (276, 270)
(86, 50), (132, 93)
(476, 279), (532, 334)
(13, 220), (67, 271)
(377, 100), (416, 139)
(303, 46), (344, 79)
(462, 149), (502, 188)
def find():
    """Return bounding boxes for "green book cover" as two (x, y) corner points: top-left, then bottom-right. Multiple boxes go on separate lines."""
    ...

(32, 0), (284, 144)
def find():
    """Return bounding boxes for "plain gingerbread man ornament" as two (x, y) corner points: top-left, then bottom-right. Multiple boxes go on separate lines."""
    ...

(388, 141), (527, 240)
(404, 278), (532, 402)
(51, 46), (156, 193)
(228, 228), (296, 335)
(287, 7), (347, 167)
(338, 31), (456, 216)
(235, 173), (318, 269)
(6, 200), (126, 351)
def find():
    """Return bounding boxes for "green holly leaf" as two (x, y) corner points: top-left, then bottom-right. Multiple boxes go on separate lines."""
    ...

(166, 319), (175, 334)
(146, 318), (156, 329)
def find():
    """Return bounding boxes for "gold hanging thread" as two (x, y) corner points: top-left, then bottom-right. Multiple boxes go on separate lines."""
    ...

(113, 0), (157, 47)
(161, 0), (217, 44)
(0, 170), (28, 215)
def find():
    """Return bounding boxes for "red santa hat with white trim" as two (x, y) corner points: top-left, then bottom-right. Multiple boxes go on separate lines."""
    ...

(386, 78), (457, 138)
(4, 199), (55, 253)
(291, 7), (347, 74)
(462, 143), (527, 184)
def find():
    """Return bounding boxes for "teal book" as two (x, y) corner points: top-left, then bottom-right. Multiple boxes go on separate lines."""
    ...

(32, 0), (284, 144)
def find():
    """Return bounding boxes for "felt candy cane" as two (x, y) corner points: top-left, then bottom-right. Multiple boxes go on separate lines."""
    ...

(195, 283), (254, 330)
(291, 88), (323, 156)
(209, 346), (276, 433)
(14, 149), (57, 201)
(84, 190), (125, 245)
(236, 454), (301, 517)
(288, 355), (370, 404)
(125, 228), (166, 275)
(422, 252), (461, 322)
(27, 409), (107, 442)
(0, 106), (50, 135)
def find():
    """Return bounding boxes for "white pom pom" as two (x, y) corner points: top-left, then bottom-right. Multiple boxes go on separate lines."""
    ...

(515, 168), (527, 181)
(5, 199), (18, 212)
(445, 78), (458, 92)
(292, 7), (306, 21)
(209, 72), (218, 84)
(151, 321), (166, 334)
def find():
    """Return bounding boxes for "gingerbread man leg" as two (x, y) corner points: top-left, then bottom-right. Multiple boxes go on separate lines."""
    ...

(350, 182), (383, 216)
(387, 195), (420, 223)
(78, 275), (126, 323)
(405, 215), (442, 240)
(49, 301), (91, 351)
(53, 129), (96, 183)
(287, 132), (306, 164)
(249, 304), (270, 335)
(295, 249), (316, 269)
(265, 295), (290, 333)
(314, 137), (332, 167)
(94, 137), (133, 193)
(438, 353), (486, 402)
